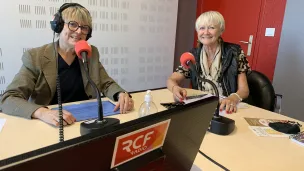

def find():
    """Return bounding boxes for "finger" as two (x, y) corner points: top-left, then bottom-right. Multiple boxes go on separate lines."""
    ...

(225, 103), (232, 113)
(130, 100), (134, 110)
(119, 98), (125, 114)
(233, 106), (237, 113)
(173, 88), (183, 99)
(54, 117), (68, 126)
(62, 111), (74, 124)
(181, 90), (187, 99)
(62, 120), (68, 126)
(227, 103), (235, 114)
(219, 100), (226, 111)
(63, 114), (73, 125)
(51, 118), (59, 127)
(63, 110), (76, 122)
(123, 97), (129, 114)
(128, 100), (133, 111)
(113, 103), (120, 112)
(222, 100), (230, 112)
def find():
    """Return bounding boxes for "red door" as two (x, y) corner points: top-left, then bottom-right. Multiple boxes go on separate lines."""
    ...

(196, 0), (262, 67)
(216, 0), (262, 67)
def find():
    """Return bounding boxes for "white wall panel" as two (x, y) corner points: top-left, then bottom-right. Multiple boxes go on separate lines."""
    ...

(0, 0), (178, 93)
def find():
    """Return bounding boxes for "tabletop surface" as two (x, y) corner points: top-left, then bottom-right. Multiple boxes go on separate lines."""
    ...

(0, 89), (303, 171)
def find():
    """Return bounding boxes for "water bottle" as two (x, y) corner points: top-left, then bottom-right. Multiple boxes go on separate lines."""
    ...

(138, 90), (158, 117)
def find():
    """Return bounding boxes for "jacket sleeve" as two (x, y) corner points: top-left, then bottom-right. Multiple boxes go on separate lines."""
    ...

(94, 48), (125, 101)
(0, 51), (43, 119)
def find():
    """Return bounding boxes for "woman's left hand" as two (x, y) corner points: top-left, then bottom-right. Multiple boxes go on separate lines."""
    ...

(114, 92), (134, 114)
(219, 95), (240, 114)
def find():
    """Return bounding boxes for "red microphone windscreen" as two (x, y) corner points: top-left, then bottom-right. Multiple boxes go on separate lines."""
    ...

(75, 40), (92, 59)
(180, 52), (196, 69)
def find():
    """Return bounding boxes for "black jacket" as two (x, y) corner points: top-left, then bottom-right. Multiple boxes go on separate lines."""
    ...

(189, 41), (243, 96)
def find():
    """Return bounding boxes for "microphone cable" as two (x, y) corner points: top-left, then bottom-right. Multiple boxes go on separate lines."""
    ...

(52, 31), (64, 142)
(199, 150), (230, 171)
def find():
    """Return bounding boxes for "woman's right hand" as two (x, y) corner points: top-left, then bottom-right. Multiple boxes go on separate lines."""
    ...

(32, 107), (76, 127)
(172, 85), (187, 101)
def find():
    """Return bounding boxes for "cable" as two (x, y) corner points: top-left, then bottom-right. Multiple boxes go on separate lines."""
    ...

(199, 150), (230, 171)
(52, 31), (64, 142)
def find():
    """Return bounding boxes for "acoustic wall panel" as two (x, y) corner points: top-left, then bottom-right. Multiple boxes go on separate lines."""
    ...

(0, 0), (178, 93)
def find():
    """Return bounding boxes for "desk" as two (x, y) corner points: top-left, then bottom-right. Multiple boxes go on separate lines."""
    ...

(0, 89), (303, 171)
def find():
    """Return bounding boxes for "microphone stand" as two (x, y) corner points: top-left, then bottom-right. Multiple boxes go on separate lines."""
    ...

(187, 61), (235, 135)
(80, 52), (120, 135)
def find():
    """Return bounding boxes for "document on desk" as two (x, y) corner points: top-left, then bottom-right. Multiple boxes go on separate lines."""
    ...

(53, 101), (120, 122)
(0, 118), (6, 133)
(244, 117), (289, 137)
(183, 94), (214, 104)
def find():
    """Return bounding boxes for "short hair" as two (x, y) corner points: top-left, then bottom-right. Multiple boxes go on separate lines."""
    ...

(61, 5), (92, 28)
(195, 11), (225, 33)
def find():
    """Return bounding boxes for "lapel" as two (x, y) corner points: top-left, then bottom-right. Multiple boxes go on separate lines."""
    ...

(41, 42), (58, 97)
(221, 42), (233, 74)
(78, 58), (89, 90)
(41, 42), (93, 97)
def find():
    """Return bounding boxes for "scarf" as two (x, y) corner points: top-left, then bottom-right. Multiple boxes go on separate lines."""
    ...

(199, 45), (223, 95)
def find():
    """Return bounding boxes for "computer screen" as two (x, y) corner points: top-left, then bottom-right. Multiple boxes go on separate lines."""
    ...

(0, 96), (217, 171)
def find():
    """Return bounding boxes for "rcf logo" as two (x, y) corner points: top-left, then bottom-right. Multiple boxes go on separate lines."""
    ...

(122, 130), (154, 155)
(111, 120), (170, 168)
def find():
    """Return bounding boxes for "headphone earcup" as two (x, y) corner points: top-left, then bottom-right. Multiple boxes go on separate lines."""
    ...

(50, 3), (92, 38)
(50, 13), (64, 33)
(86, 29), (92, 40)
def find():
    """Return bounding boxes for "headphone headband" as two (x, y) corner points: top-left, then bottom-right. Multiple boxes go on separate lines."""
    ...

(50, 3), (92, 40)
(58, 3), (85, 13)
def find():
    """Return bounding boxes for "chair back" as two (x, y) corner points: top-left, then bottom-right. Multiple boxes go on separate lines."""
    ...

(244, 70), (276, 111)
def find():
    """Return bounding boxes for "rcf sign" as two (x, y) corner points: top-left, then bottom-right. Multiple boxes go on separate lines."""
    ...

(111, 119), (171, 168)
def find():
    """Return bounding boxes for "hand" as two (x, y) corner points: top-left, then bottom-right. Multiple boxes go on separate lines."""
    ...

(172, 85), (187, 101)
(114, 92), (134, 114)
(32, 107), (76, 126)
(219, 95), (240, 114)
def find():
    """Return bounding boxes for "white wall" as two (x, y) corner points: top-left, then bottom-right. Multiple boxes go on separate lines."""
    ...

(273, 0), (304, 121)
(0, 0), (178, 93)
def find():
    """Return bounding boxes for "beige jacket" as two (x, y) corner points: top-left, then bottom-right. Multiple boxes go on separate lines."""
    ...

(0, 42), (125, 119)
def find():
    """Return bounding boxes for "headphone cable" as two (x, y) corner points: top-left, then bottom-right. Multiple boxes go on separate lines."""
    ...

(52, 31), (64, 142)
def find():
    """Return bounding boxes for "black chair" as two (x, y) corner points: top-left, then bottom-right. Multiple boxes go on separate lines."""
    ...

(244, 70), (282, 112)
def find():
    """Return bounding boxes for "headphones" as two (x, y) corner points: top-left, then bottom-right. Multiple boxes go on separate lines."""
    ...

(50, 3), (92, 40)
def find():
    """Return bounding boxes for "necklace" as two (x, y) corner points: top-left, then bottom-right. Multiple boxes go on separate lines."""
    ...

(207, 49), (220, 69)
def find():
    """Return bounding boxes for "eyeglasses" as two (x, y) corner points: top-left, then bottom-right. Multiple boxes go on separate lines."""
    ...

(65, 21), (91, 35)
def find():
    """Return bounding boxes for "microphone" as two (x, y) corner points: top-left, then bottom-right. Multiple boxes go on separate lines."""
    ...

(180, 52), (235, 135)
(75, 40), (120, 135)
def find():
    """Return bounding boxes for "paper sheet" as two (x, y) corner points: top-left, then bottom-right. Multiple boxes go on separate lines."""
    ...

(183, 94), (214, 104)
(183, 94), (250, 111)
(244, 117), (289, 137)
(0, 118), (6, 133)
(53, 101), (120, 121)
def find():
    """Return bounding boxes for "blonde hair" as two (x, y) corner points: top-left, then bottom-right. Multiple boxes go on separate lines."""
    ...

(195, 11), (225, 33)
(61, 5), (92, 28)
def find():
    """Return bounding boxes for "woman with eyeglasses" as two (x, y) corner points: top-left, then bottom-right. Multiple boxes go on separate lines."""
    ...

(0, 3), (134, 127)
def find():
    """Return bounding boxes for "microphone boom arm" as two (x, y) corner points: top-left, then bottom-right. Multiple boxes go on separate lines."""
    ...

(81, 52), (103, 121)
(187, 61), (220, 118)
(79, 51), (120, 135)
(186, 60), (234, 135)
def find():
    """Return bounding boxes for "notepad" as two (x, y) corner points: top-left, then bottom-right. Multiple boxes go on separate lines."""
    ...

(53, 101), (120, 122)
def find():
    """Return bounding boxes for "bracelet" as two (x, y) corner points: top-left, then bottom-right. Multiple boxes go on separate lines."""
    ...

(231, 93), (242, 102)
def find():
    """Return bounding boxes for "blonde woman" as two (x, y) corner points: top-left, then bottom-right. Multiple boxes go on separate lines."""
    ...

(167, 11), (250, 113)
(0, 3), (133, 126)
